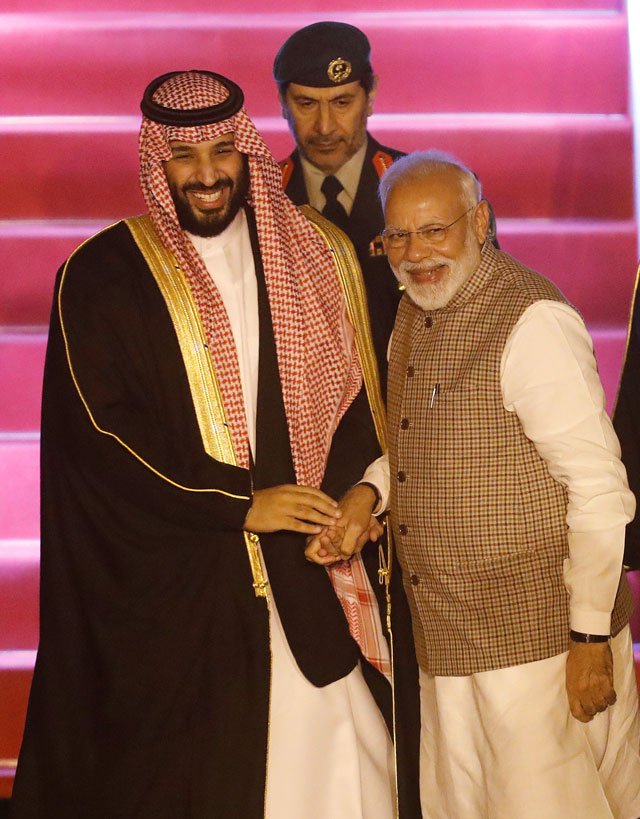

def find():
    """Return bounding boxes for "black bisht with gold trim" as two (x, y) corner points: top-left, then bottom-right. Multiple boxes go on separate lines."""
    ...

(11, 208), (421, 817)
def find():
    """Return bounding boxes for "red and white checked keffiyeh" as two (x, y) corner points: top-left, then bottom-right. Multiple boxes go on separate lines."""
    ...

(139, 71), (390, 678)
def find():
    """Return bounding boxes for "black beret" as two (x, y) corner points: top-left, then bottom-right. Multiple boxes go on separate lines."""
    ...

(273, 21), (372, 88)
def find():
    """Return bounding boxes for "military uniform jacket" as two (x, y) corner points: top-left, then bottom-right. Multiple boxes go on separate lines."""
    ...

(281, 135), (404, 383)
(12, 212), (418, 818)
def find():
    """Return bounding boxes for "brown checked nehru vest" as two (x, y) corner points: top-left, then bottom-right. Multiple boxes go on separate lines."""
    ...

(388, 242), (632, 676)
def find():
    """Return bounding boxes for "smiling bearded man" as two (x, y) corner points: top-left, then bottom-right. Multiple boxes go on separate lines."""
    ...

(10, 69), (409, 819)
(164, 136), (250, 236)
(307, 150), (640, 819)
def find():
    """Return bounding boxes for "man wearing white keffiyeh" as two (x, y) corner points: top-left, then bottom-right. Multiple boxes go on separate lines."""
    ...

(12, 70), (423, 819)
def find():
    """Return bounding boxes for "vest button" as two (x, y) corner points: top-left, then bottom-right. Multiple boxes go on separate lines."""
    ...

(424, 316), (433, 329)
(397, 471), (407, 483)
(407, 365), (415, 378)
(410, 573), (420, 586)
(400, 417), (410, 430)
(399, 524), (408, 535)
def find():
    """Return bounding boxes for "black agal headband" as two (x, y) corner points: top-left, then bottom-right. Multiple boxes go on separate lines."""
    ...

(140, 70), (245, 126)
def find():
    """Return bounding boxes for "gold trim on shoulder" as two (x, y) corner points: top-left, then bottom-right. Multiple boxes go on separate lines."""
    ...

(300, 205), (387, 449)
(122, 215), (268, 598)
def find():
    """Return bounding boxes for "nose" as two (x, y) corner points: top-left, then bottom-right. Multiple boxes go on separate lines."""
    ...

(315, 101), (336, 135)
(404, 232), (431, 263)
(195, 156), (220, 187)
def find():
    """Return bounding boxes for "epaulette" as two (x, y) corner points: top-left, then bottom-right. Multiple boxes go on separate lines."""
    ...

(279, 157), (295, 190)
(372, 150), (395, 180)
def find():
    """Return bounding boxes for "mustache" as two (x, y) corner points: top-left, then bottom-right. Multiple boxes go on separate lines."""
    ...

(308, 136), (343, 145)
(399, 260), (448, 275)
(183, 179), (233, 194)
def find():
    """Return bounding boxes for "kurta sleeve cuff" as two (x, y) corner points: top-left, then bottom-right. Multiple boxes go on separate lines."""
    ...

(564, 527), (626, 636)
(359, 454), (390, 514)
(569, 609), (612, 637)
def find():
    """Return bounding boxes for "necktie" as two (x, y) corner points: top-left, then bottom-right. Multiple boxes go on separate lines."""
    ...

(321, 175), (349, 231)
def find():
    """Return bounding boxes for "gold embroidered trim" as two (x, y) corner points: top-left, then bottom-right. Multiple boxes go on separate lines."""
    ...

(58, 222), (246, 502)
(125, 215), (268, 598)
(125, 216), (235, 463)
(300, 205), (387, 450)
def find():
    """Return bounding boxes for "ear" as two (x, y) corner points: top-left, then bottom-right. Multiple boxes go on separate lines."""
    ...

(366, 75), (379, 116)
(472, 200), (490, 245)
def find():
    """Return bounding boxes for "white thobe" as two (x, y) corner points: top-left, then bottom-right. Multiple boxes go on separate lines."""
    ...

(188, 211), (396, 819)
(361, 300), (640, 818)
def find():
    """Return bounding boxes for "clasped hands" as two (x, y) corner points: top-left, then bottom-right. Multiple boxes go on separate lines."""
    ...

(242, 482), (382, 564)
(304, 483), (383, 565)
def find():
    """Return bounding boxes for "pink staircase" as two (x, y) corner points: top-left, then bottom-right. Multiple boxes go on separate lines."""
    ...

(0, 0), (637, 799)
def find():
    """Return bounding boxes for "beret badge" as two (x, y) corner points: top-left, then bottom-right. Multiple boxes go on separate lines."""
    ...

(327, 58), (352, 84)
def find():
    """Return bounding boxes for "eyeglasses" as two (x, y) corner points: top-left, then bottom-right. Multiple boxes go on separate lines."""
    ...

(381, 205), (477, 249)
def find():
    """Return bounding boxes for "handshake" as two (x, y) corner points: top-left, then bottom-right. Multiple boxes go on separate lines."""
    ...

(242, 481), (384, 563)
(304, 483), (384, 565)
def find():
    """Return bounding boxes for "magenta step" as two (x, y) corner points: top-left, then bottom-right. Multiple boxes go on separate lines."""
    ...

(0, 220), (100, 326)
(0, 542), (39, 650)
(0, 114), (632, 220)
(0, 438), (39, 540)
(0, 654), (34, 798)
(0, 11), (628, 116)
(0, 1), (624, 10)
(0, 216), (636, 327)
(6, 534), (636, 658)
(3, 643), (639, 802)
(497, 219), (638, 328)
(0, 334), (47, 432)
(0, 230), (636, 431)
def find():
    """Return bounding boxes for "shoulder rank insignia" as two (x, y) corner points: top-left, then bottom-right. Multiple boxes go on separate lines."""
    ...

(372, 150), (394, 180)
(279, 157), (295, 190)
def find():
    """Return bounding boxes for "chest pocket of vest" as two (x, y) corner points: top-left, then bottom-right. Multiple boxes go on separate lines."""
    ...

(428, 378), (485, 414)
(427, 377), (510, 458)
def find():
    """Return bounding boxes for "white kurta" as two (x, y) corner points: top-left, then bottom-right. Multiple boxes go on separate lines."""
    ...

(361, 299), (640, 817)
(189, 212), (396, 818)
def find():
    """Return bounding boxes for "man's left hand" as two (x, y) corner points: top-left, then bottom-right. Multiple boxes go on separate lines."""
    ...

(566, 640), (616, 722)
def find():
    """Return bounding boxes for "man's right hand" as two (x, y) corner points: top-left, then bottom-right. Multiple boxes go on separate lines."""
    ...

(304, 483), (382, 564)
(242, 484), (341, 535)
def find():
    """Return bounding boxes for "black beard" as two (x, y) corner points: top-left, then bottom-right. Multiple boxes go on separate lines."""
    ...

(170, 164), (249, 238)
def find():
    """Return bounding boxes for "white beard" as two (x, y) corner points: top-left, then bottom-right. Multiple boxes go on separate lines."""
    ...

(392, 232), (481, 311)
